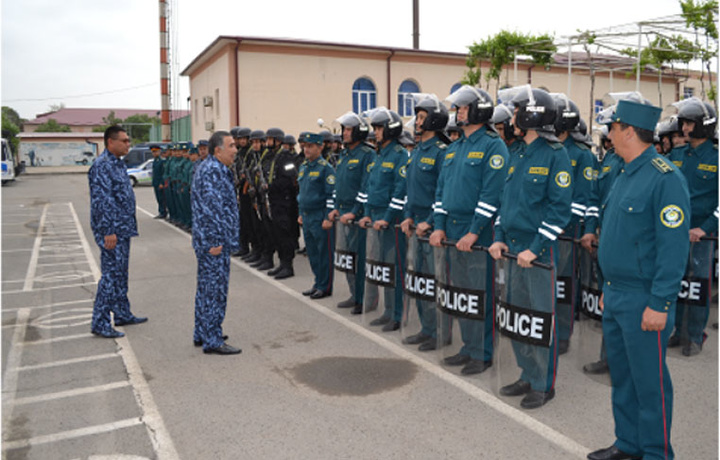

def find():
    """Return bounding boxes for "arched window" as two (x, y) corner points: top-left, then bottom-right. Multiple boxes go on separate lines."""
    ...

(352, 78), (377, 114)
(397, 80), (420, 117)
(450, 82), (462, 95)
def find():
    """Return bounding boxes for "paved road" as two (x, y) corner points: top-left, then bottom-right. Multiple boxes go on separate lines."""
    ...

(2, 174), (717, 460)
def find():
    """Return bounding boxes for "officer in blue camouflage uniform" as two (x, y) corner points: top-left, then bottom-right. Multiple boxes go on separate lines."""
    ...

(667, 98), (718, 357)
(331, 112), (374, 311)
(553, 94), (595, 355)
(298, 133), (336, 299)
(401, 95), (448, 351)
(357, 108), (408, 331)
(191, 130), (242, 355)
(430, 86), (508, 373)
(150, 144), (167, 219)
(489, 87), (572, 409)
(89, 126), (147, 338)
(587, 99), (690, 460)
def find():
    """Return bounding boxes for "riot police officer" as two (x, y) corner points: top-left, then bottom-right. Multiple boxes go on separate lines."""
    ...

(231, 127), (253, 257)
(251, 128), (284, 271)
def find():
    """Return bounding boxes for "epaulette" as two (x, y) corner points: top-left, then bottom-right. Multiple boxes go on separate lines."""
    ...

(651, 157), (673, 174)
(435, 140), (447, 149)
(574, 141), (590, 151)
(393, 144), (406, 153)
(549, 142), (564, 150)
(318, 159), (328, 166)
(485, 130), (499, 138)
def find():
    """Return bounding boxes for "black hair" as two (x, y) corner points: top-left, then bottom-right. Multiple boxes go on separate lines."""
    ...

(104, 125), (126, 146)
(208, 130), (231, 156)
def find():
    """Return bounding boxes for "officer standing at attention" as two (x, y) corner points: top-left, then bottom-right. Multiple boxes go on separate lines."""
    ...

(197, 139), (209, 161)
(150, 144), (167, 219)
(267, 132), (299, 280)
(400, 95), (448, 351)
(88, 125), (147, 338)
(332, 112), (374, 311)
(231, 127), (252, 257)
(191, 130), (242, 355)
(298, 133), (336, 299)
(488, 87), (572, 408)
(430, 86), (508, 371)
(244, 130), (268, 266)
(667, 98), (718, 356)
(357, 108), (409, 331)
(587, 100), (690, 460)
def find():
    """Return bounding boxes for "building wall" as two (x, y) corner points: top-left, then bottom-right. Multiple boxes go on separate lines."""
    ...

(18, 137), (103, 167)
(188, 44), (233, 138)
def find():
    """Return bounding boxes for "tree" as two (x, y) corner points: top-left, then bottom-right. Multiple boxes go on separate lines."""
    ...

(2, 106), (25, 153)
(92, 111), (124, 133)
(464, 30), (557, 93)
(680, 0), (718, 105)
(123, 113), (160, 144)
(35, 118), (71, 133)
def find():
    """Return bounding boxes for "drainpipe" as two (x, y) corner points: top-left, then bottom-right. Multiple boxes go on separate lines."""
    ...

(233, 39), (241, 126)
(527, 64), (535, 84)
(387, 50), (395, 109)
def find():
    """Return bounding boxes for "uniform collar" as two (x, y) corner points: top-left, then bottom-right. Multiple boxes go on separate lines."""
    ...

(417, 135), (438, 150)
(464, 125), (487, 143)
(624, 145), (655, 176)
(379, 139), (399, 155)
(687, 138), (713, 157)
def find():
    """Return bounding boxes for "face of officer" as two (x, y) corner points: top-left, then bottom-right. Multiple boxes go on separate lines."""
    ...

(449, 131), (461, 142)
(199, 145), (208, 159)
(415, 111), (427, 135)
(495, 123), (506, 141)
(238, 137), (249, 148)
(671, 132), (686, 147)
(107, 131), (131, 157)
(373, 125), (385, 144)
(304, 142), (322, 161)
(342, 126), (354, 144)
(151, 149), (161, 158)
(251, 139), (263, 151)
(456, 106), (469, 125)
(214, 135), (237, 167)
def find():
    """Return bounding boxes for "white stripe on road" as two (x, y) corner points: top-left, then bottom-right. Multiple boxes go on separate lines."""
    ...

(22, 333), (94, 346)
(12, 381), (130, 406)
(1, 308), (30, 444)
(16, 353), (118, 372)
(3, 281), (97, 295)
(22, 204), (48, 291)
(68, 202), (101, 283)
(2, 299), (93, 314)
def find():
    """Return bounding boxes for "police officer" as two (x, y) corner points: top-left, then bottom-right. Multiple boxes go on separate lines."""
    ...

(445, 113), (462, 142)
(667, 98), (718, 356)
(178, 142), (194, 230)
(587, 99), (690, 460)
(488, 87), (572, 408)
(150, 144), (167, 219)
(244, 130), (268, 265)
(332, 112), (374, 310)
(89, 126), (147, 338)
(492, 102), (525, 157)
(198, 139), (209, 161)
(267, 130), (299, 280)
(191, 130), (242, 355)
(357, 108), (408, 331)
(252, 128), (285, 271)
(401, 95), (448, 351)
(297, 133), (335, 299)
(430, 86), (508, 372)
(231, 127), (252, 257)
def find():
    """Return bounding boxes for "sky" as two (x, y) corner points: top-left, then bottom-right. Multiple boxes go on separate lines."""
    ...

(1, 0), (690, 121)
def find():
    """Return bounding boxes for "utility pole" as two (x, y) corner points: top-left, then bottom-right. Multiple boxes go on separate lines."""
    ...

(412, 0), (419, 50)
(159, 0), (171, 142)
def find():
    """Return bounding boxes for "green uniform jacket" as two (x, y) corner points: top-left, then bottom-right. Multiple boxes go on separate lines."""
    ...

(668, 139), (718, 234)
(404, 136), (446, 225)
(334, 143), (373, 214)
(359, 140), (408, 222)
(297, 157), (335, 212)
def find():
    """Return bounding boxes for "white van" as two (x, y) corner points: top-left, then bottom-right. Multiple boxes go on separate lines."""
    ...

(2, 138), (16, 184)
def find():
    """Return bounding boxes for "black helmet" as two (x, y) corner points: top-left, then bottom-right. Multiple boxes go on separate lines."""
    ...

(319, 130), (333, 143)
(237, 127), (251, 138)
(399, 130), (416, 147)
(250, 130), (266, 141)
(657, 116), (680, 139)
(282, 135), (296, 146)
(266, 128), (285, 142)
(230, 126), (242, 138)
(491, 103), (515, 140)
(552, 94), (580, 133)
(335, 111), (369, 143)
(445, 85), (494, 125)
(512, 87), (557, 132)
(370, 108), (403, 140)
(414, 95), (449, 132)
(571, 118), (588, 143)
(445, 113), (462, 134)
(676, 97), (717, 139)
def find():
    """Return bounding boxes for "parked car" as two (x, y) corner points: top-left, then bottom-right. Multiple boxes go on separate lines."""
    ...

(127, 159), (154, 187)
(74, 151), (96, 165)
(122, 146), (152, 169)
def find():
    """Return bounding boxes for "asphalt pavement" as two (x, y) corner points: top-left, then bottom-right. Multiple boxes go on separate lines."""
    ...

(2, 174), (717, 460)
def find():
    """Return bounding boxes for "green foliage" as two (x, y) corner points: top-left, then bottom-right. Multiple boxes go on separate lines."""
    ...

(2, 110), (20, 153)
(465, 30), (557, 89)
(35, 118), (71, 133)
(2, 106), (24, 131)
(92, 111), (160, 145)
(680, 0), (718, 102)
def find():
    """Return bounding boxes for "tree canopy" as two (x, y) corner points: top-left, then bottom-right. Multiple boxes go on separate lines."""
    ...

(35, 118), (71, 133)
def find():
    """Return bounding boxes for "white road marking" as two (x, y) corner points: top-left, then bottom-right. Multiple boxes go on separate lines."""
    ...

(1, 308), (30, 443)
(22, 203), (48, 291)
(16, 353), (118, 371)
(12, 381), (131, 406)
(22, 333), (93, 345)
(2, 299), (93, 314)
(69, 201), (101, 282)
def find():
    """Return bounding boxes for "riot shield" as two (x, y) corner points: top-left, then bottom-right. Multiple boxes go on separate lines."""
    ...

(362, 226), (396, 325)
(434, 242), (493, 372)
(675, 239), (716, 347)
(492, 257), (557, 403)
(555, 237), (578, 355)
(334, 220), (359, 298)
(400, 234), (437, 344)
(575, 247), (609, 384)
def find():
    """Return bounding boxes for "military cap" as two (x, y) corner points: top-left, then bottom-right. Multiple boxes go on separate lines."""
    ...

(189, 147), (199, 155)
(197, 139), (209, 146)
(611, 99), (662, 132)
(283, 134), (297, 145)
(300, 132), (324, 145)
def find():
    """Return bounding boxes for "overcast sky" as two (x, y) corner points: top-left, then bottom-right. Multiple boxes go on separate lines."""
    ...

(2, 0), (688, 120)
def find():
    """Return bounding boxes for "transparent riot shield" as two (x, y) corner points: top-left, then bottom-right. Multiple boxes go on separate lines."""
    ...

(434, 242), (493, 372)
(675, 239), (716, 347)
(575, 247), (609, 385)
(400, 234), (436, 344)
(492, 257), (556, 403)
(334, 221), (359, 300)
(362, 226), (396, 325)
(555, 237), (577, 355)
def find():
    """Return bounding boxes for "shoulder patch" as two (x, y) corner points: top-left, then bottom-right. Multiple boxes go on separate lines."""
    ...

(583, 166), (593, 181)
(489, 154), (505, 170)
(549, 142), (563, 150)
(399, 165), (407, 178)
(327, 174), (336, 185)
(555, 171), (571, 188)
(319, 159), (328, 166)
(651, 157), (673, 174)
(660, 204), (684, 228)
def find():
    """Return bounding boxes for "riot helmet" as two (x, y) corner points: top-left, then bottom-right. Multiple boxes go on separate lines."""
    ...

(511, 86), (557, 132)
(491, 103), (516, 142)
(552, 94), (580, 133)
(230, 126), (242, 138)
(335, 111), (369, 143)
(445, 85), (494, 125)
(675, 97), (717, 139)
(369, 107), (403, 141)
(414, 94), (449, 132)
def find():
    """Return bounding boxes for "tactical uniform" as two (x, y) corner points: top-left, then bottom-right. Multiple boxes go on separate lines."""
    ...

(151, 147), (167, 218)
(268, 147), (299, 278)
(88, 149), (141, 337)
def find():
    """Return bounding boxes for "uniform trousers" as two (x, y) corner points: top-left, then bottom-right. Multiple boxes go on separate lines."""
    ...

(92, 238), (133, 333)
(194, 249), (231, 350)
(302, 208), (334, 293)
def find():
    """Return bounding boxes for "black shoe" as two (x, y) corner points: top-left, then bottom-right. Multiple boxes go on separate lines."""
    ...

(682, 341), (702, 356)
(246, 253), (262, 264)
(273, 267), (294, 280)
(500, 379), (532, 396)
(381, 320), (400, 332)
(203, 343), (242, 355)
(154, 214), (166, 219)
(255, 261), (274, 271)
(403, 332), (432, 345)
(461, 359), (492, 375)
(194, 335), (229, 347)
(249, 258), (265, 268)
(418, 337), (438, 351)
(558, 339), (570, 355)
(235, 248), (250, 258)
(310, 289), (330, 299)
(520, 388), (555, 409)
(444, 353), (471, 366)
(241, 251), (258, 261)
(92, 329), (125, 338)
(337, 297), (357, 308)
(667, 335), (681, 348)
(296, 247), (307, 255)
(583, 360), (609, 375)
(350, 306), (363, 315)
(369, 316), (391, 326)
(302, 287), (316, 296)
(587, 445), (642, 460)
(268, 266), (283, 276)
(114, 316), (148, 327)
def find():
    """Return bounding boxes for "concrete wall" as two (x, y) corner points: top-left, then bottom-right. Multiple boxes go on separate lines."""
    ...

(19, 137), (102, 167)
(188, 44), (233, 139)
